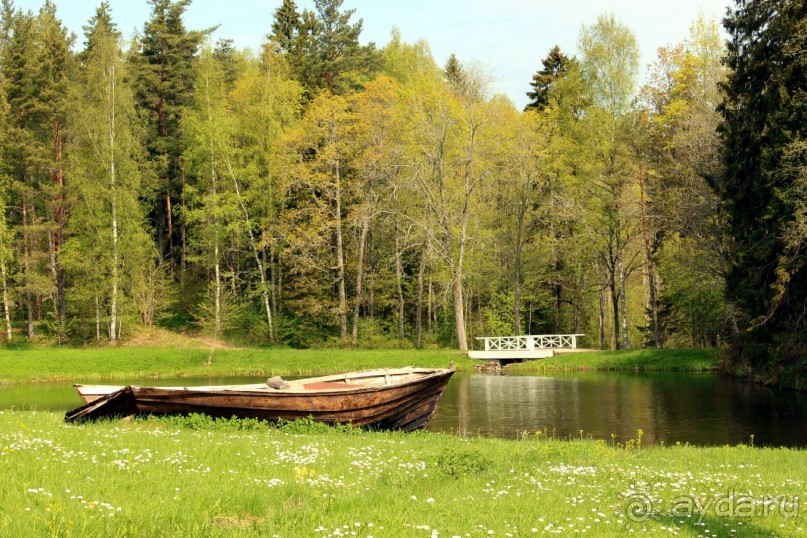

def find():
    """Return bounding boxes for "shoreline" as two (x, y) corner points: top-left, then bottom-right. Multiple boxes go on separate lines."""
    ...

(0, 347), (719, 384)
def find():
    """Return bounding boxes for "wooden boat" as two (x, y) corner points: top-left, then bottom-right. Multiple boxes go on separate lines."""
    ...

(65, 367), (454, 432)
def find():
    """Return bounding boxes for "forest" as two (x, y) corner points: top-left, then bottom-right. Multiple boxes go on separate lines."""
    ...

(0, 0), (803, 382)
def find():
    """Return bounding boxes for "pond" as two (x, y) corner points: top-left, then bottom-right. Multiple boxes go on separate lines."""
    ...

(428, 372), (807, 447)
(2, 372), (805, 447)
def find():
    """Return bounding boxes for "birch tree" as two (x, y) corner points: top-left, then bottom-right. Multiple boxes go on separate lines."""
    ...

(578, 13), (641, 349)
(227, 46), (303, 341)
(184, 46), (242, 357)
(405, 62), (490, 351)
(65, 3), (153, 342)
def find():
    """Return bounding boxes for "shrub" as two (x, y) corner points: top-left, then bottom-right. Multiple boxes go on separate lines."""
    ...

(435, 448), (491, 478)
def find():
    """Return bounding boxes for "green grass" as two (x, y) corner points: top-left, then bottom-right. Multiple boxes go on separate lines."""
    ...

(0, 347), (469, 384)
(508, 348), (719, 373)
(0, 346), (719, 384)
(0, 411), (803, 537)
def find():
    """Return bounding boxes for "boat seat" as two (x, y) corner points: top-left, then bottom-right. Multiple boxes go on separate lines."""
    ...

(303, 381), (364, 390)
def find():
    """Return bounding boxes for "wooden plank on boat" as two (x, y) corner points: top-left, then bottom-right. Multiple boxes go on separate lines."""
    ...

(65, 387), (137, 423)
(302, 381), (364, 390)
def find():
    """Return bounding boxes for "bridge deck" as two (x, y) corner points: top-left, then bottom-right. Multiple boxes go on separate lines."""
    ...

(469, 334), (588, 364)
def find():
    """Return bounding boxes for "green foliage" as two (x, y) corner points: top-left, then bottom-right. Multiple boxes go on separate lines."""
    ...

(276, 415), (359, 434)
(40, 311), (73, 345)
(435, 447), (491, 478)
(719, 0), (807, 368)
(478, 291), (516, 337)
(138, 412), (269, 431)
(508, 348), (719, 373)
(269, 0), (381, 97)
(525, 45), (577, 111)
(381, 28), (438, 85)
(131, 0), (208, 264)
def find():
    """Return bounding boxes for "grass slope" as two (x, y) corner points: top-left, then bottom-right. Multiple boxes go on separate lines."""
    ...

(0, 348), (468, 384)
(0, 411), (802, 537)
(508, 348), (719, 373)
(0, 346), (719, 384)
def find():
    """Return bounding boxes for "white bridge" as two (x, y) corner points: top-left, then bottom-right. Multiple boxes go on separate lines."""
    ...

(468, 334), (587, 363)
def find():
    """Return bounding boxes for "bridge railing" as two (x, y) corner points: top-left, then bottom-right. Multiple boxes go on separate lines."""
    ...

(476, 334), (585, 351)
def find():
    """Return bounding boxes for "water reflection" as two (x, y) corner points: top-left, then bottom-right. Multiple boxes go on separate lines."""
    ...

(427, 372), (807, 447)
(1, 372), (805, 447)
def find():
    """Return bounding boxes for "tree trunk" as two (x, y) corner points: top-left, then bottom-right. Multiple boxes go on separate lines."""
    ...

(453, 272), (468, 351)
(395, 231), (405, 342)
(277, 248), (283, 314)
(351, 217), (370, 346)
(270, 246), (280, 315)
(598, 288), (606, 350)
(108, 64), (119, 342)
(47, 230), (61, 343)
(639, 167), (660, 347)
(416, 239), (428, 347)
(367, 230), (374, 320)
(222, 156), (274, 340)
(427, 278), (433, 337)
(21, 190), (33, 339)
(1, 261), (11, 342)
(610, 274), (620, 350)
(514, 196), (526, 336)
(52, 119), (66, 323)
(180, 166), (187, 273)
(207, 185), (221, 368)
(95, 294), (101, 342)
(166, 191), (173, 258)
(207, 78), (221, 365)
(619, 256), (629, 350)
(335, 160), (347, 340)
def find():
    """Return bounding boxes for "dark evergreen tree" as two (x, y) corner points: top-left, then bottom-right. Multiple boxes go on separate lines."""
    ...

(719, 0), (807, 373)
(525, 45), (576, 112)
(80, 1), (116, 57)
(212, 38), (238, 88)
(268, 0), (301, 54)
(1, 2), (74, 338)
(131, 0), (208, 268)
(443, 53), (465, 92)
(267, 0), (379, 97)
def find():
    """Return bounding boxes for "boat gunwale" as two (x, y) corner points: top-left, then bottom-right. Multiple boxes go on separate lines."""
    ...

(73, 367), (454, 397)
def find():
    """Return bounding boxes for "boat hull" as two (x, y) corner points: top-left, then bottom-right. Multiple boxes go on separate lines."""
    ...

(66, 368), (454, 432)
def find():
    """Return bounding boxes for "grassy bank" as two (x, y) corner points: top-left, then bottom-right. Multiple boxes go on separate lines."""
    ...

(508, 348), (719, 373)
(0, 346), (719, 384)
(0, 411), (802, 537)
(0, 348), (469, 384)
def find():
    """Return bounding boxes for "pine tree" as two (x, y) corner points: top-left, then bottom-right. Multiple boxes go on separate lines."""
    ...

(268, 0), (380, 97)
(1, 2), (74, 339)
(0, 11), (13, 341)
(719, 0), (807, 369)
(34, 1), (74, 330)
(268, 0), (301, 54)
(525, 45), (576, 112)
(131, 0), (208, 268)
(443, 53), (465, 93)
